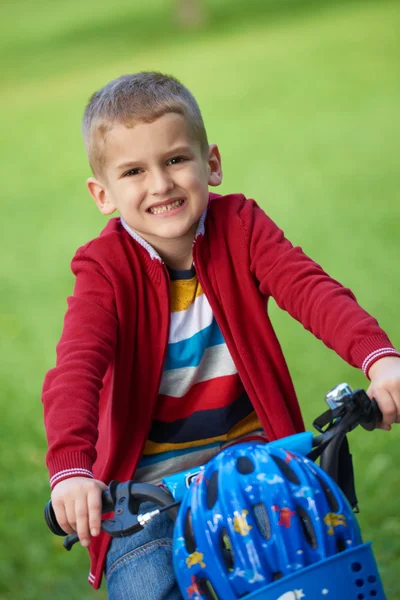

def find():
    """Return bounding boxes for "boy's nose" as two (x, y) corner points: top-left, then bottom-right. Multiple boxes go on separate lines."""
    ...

(149, 169), (174, 196)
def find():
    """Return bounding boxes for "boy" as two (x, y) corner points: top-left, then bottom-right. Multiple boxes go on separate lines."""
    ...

(42, 72), (400, 599)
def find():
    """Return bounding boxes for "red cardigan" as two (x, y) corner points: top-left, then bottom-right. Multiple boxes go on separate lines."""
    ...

(42, 193), (398, 588)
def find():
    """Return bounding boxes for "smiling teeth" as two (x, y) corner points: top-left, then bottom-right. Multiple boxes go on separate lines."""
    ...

(149, 199), (184, 214)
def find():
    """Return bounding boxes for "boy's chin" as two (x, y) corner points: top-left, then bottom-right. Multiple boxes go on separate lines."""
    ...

(122, 214), (201, 244)
(152, 223), (198, 240)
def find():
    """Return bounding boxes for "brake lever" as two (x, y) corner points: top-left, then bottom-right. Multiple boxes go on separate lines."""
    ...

(309, 386), (382, 463)
(64, 532), (79, 550)
(45, 481), (118, 550)
(315, 385), (382, 434)
(101, 481), (178, 538)
(58, 481), (179, 549)
(62, 479), (144, 548)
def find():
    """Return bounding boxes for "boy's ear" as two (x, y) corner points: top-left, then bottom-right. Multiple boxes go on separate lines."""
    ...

(207, 144), (223, 187)
(87, 177), (117, 215)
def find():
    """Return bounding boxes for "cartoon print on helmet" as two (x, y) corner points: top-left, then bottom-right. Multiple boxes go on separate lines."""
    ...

(284, 450), (298, 463)
(186, 551), (206, 569)
(294, 485), (316, 511)
(186, 575), (203, 599)
(272, 505), (296, 528)
(173, 442), (366, 600)
(233, 510), (253, 535)
(323, 512), (347, 535)
(276, 591), (305, 600)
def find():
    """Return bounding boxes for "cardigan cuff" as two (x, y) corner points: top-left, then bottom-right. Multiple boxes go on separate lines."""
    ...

(362, 348), (400, 378)
(351, 335), (400, 377)
(47, 452), (94, 489)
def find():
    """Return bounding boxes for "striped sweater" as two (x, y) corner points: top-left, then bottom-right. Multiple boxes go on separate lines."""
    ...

(134, 264), (264, 484)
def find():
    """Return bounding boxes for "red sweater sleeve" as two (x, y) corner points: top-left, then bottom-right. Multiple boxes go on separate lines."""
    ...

(42, 249), (117, 488)
(240, 199), (398, 373)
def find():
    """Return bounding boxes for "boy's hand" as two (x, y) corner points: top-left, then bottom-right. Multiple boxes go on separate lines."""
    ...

(51, 477), (107, 547)
(367, 356), (400, 430)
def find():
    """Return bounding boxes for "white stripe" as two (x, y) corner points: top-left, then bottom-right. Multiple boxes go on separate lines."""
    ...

(170, 293), (213, 343)
(88, 572), (95, 583)
(362, 348), (400, 375)
(50, 468), (94, 486)
(159, 343), (237, 397)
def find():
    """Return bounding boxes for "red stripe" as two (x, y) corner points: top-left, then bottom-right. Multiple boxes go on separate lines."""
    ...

(154, 375), (244, 422)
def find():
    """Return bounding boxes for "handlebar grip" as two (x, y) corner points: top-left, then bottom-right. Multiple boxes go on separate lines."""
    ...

(44, 485), (116, 537)
(361, 398), (383, 431)
(44, 500), (67, 536)
(43, 500), (82, 549)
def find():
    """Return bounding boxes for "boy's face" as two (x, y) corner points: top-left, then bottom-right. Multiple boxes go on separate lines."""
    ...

(87, 113), (222, 256)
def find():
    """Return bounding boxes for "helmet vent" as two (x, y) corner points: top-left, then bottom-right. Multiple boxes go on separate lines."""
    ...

(272, 571), (283, 581)
(184, 508), (197, 554)
(271, 455), (300, 484)
(336, 537), (347, 553)
(220, 528), (234, 572)
(297, 506), (317, 549)
(315, 475), (339, 512)
(236, 456), (255, 474)
(252, 503), (271, 540)
(198, 578), (219, 600)
(207, 471), (219, 510)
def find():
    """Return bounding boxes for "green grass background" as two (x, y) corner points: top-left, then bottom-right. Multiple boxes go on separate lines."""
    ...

(1, 0), (399, 598)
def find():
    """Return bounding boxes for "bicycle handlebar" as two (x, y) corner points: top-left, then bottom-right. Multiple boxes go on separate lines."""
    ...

(44, 385), (383, 550)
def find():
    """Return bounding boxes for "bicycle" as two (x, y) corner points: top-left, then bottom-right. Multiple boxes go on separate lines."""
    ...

(45, 383), (387, 599)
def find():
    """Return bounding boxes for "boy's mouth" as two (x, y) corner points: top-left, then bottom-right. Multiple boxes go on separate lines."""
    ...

(147, 198), (185, 215)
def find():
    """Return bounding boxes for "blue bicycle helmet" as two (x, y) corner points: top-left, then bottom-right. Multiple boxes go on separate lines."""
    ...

(173, 442), (385, 600)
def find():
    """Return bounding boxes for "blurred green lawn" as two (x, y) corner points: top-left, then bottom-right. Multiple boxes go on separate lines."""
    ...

(1, 0), (399, 598)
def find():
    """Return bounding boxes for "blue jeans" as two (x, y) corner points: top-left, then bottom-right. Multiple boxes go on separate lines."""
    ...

(105, 502), (184, 600)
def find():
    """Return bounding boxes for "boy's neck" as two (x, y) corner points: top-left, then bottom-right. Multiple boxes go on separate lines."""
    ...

(147, 222), (197, 270)
(164, 251), (193, 271)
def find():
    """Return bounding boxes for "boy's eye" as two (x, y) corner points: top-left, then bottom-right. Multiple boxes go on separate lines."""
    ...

(167, 156), (187, 166)
(123, 168), (142, 177)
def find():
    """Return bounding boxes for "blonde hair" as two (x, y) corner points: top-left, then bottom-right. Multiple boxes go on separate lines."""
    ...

(82, 72), (209, 176)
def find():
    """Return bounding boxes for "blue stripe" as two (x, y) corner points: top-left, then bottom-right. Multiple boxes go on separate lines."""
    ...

(168, 265), (195, 280)
(164, 319), (224, 371)
(139, 441), (222, 467)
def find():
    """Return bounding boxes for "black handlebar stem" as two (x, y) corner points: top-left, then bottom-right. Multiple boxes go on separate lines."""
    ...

(308, 389), (382, 510)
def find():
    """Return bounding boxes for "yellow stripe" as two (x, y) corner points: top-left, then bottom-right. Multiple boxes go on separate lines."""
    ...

(142, 412), (262, 455)
(170, 276), (203, 312)
(225, 411), (262, 440)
